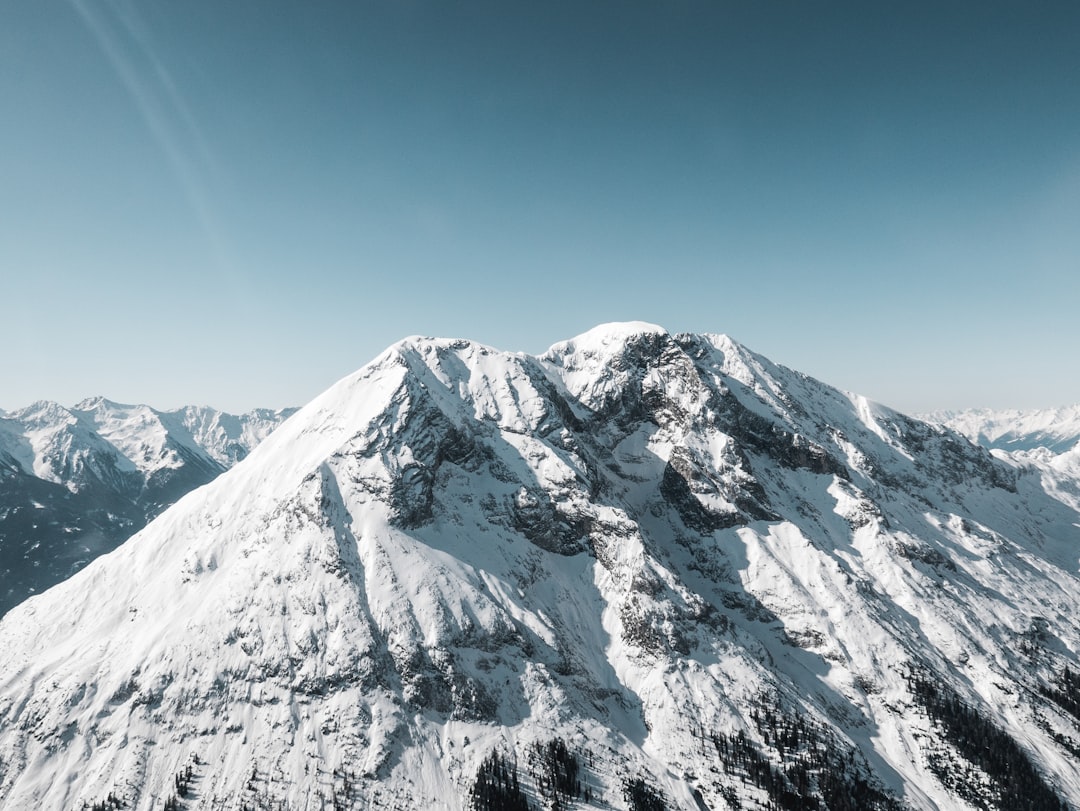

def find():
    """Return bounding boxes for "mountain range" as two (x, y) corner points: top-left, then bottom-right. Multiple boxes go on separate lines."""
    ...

(924, 406), (1080, 455)
(0, 399), (296, 617)
(926, 407), (1080, 526)
(0, 323), (1078, 811)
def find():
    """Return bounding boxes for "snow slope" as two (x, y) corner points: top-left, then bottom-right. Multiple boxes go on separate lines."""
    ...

(0, 400), (295, 617)
(0, 325), (1078, 811)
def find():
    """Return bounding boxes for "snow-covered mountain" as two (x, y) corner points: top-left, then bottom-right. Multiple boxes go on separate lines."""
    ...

(924, 406), (1080, 455)
(924, 406), (1080, 519)
(1, 323), (1078, 811)
(0, 399), (296, 617)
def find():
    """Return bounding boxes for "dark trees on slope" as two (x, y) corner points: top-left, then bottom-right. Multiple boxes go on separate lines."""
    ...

(623, 777), (667, 811)
(907, 670), (1067, 811)
(470, 750), (530, 811)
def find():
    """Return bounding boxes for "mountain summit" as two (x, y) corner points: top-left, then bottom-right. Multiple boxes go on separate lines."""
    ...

(1, 324), (1078, 810)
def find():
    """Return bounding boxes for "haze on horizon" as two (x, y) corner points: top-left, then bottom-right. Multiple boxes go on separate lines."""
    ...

(2, 1), (1078, 416)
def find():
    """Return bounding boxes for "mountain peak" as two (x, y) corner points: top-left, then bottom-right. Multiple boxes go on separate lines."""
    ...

(11, 399), (76, 424)
(73, 395), (128, 412)
(545, 320), (669, 356)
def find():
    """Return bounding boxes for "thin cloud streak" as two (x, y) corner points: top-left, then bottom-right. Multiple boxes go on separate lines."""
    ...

(69, 0), (231, 271)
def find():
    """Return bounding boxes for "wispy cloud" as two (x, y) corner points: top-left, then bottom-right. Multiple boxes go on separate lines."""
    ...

(69, 0), (231, 268)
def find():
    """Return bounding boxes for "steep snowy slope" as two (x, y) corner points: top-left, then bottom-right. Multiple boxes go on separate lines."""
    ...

(0, 324), (1078, 811)
(0, 400), (295, 617)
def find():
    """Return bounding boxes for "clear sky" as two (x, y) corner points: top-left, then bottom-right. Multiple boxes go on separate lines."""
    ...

(3, 1), (1078, 415)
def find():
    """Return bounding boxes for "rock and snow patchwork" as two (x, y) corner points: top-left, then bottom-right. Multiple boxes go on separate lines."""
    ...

(0, 324), (1078, 811)
(0, 399), (295, 617)
(926, 405), (1080, 519)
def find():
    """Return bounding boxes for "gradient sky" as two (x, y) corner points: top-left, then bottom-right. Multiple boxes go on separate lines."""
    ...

(3, 1), (1078, 415)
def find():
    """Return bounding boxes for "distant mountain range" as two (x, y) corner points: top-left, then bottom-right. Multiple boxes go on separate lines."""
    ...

(924, 406), (1080, 519)
(1, 325), (1078, 810)
(0, 398), (296, 616)
(923, 406), (1080, 455)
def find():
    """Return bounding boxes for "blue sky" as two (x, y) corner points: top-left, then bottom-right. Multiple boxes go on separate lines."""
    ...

(2, 1), (1078, 414)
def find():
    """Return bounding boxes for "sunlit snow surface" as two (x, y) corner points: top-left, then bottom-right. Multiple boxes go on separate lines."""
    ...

(1, 325), (1079, 810)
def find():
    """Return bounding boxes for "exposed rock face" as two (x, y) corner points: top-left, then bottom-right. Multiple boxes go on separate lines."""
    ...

(0, 323), (1078, 811)
(0, 398), (295, 616)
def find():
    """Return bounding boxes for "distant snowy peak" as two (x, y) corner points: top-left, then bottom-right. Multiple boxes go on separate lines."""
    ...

(927, 406), (1080, 517)
(925, 405), (1080, 454)
(2, 396), (298, 482)
(176, 404), (300, 466)
(4, 399), (135, 486)
(0, 397), (296, 618)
